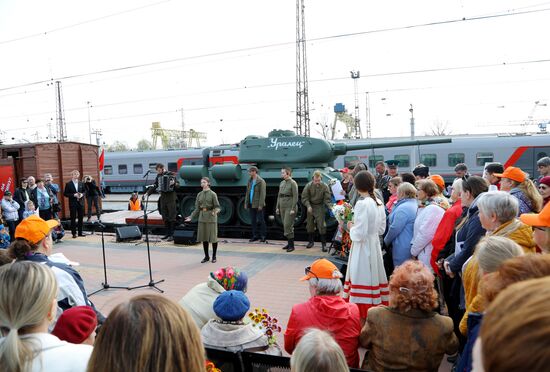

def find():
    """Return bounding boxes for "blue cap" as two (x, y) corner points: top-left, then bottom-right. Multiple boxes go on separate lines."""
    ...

(213, 290), (250, 321)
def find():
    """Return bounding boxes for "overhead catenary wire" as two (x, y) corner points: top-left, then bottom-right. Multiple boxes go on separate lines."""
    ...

(1, 6), (550, 93)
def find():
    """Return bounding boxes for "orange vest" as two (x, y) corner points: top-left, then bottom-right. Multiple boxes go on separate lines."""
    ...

(129, 199), (141, 211)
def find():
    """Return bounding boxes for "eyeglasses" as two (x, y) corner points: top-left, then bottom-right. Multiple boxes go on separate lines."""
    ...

(304, 266), (319, 280)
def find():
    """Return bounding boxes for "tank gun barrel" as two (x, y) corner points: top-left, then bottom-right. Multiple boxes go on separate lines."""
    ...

(333, 138), (452, 156)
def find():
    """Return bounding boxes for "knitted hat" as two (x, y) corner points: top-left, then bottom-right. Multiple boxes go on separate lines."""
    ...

(413, 166), (429, 178)
(539, 176), (550, 188)
(211, 266), (248, 291)
(429, 175), (445, 192)
(213, 290), (250, 321)
(52, 306), (97, 344)
(15, 215), (59, 244)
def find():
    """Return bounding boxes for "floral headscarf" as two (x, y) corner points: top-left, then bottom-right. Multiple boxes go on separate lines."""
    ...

(211, 266), (248, 291)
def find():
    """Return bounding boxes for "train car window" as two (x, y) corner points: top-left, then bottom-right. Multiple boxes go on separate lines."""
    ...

(149, 163), (157, 171)
(368, 155), (384, 169)
(168, 162), (177, 172)
(476, 152), (494, 166)
(344, 156), (360, 168)
(448, 153), (465, 167)
(394, 155), (409, 168)
(133, 164), (143, 174)
(181, 159), (203, 165)
(537, 152), (547, 160)
(420, 154), (437, 167)
(118, 164), (128, 175)
(104, 165), (113, 175)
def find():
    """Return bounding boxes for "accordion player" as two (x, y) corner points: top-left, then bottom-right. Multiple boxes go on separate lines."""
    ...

(159, 174), (176, 192)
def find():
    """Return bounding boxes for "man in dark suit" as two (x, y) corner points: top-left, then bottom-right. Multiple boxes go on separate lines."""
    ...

(63, 170), (86, 238)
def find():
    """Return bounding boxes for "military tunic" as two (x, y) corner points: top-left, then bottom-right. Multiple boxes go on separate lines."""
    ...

(276, 178), (299, 239)
(190, 189), (220, 243)
(301, 181), (332, 234)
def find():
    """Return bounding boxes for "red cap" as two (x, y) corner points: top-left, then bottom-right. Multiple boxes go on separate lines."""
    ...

(52, 306), (97, 344)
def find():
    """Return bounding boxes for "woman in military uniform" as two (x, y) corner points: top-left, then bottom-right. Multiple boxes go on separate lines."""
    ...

(185, 177), (220, 263)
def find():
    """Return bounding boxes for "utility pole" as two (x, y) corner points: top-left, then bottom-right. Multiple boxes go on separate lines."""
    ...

(409, 104), (415, 140)
(295, 0), (310, 137)
(55, 81), (67, 142)
(87, 101), (92, 144)
(91, 129), (102, 146)
(409, 104), (416, 168)
(350, 70), (362, 138)
(365, 92), (371, 139)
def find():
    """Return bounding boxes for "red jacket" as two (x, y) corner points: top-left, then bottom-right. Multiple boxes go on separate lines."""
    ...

(431, 199), (463, 275)
(284, 295), (361, 368)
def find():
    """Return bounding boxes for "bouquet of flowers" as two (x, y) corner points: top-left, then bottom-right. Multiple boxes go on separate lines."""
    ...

(248, 307), (282, 346)
(331, 201), (354, 258)
(331, 201), (354, 225)
(205, 361), (221, 372)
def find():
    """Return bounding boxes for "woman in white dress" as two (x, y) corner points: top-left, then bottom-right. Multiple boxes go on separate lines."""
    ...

(343, 170), (388, 320)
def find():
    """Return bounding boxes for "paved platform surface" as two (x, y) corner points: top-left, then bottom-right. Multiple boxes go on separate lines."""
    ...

(54, 233), (321, 328)
(52, 233), (451, 371)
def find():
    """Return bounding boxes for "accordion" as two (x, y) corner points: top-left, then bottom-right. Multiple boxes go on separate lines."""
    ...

(159, 174), (175, 192)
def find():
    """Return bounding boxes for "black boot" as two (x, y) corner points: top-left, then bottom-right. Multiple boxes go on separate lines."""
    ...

(286, 239), (295, 253)
(306, 233), (314, 249)
(161, 222), (171, 240)
(321, 235), (327, 252)
(201, 242), (210, 263)
(166, 221), (175, 242)
(211, 243), (218, 263)
(282, 240), (289, 250)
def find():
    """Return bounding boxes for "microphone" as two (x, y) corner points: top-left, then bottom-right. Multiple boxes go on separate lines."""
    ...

(142, 170), (152, 178)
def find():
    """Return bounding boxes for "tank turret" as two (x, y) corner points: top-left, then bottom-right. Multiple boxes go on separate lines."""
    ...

(177, 130), (451, 238)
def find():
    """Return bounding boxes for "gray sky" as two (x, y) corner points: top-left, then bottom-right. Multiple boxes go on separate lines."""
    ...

(0, 0), (549, 147)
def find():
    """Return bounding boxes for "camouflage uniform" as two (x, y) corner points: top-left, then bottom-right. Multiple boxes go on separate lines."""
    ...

(276, 177), (298, 251)
(301, 180), (332, 250)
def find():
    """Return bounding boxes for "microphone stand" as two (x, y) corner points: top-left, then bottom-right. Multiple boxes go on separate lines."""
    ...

(89, 222), (129, 296)
(127, 171), (165, 293)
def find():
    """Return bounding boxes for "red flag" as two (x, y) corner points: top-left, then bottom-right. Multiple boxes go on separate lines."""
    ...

(98, 147), (105, 171)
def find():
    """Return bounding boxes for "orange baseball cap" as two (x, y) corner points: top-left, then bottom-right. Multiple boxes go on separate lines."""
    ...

(300, 258), (340, 281)
(493, 167), (526, 183)
(15, 215), (59, 244)
(429, 175), (445, 191)
(520, 202), (550, 227)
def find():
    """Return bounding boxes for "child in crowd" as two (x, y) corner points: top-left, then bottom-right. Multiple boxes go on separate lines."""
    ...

(52, 306), (98, 346)
(23, 200), (39, 219)
(0, 224), (10, 249)
(52, 219), (65, 243)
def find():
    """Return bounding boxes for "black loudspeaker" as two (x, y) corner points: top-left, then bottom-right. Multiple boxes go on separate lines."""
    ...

(116, 226), (142, 242)
(173, 229), (196, 245)
(326, 256), (348, 283)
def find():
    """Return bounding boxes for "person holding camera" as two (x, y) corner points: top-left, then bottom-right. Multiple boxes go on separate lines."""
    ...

(83, 175), (102, 222)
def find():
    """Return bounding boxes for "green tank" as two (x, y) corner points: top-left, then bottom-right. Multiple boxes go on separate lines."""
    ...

(177, 130), (451, 235)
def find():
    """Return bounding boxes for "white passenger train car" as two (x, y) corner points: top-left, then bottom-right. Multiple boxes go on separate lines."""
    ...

(334, 133), (550, 182)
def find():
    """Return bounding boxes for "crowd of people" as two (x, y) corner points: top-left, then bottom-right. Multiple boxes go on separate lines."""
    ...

(0, 171), (103, 244)
(2, 158), (550, 372)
